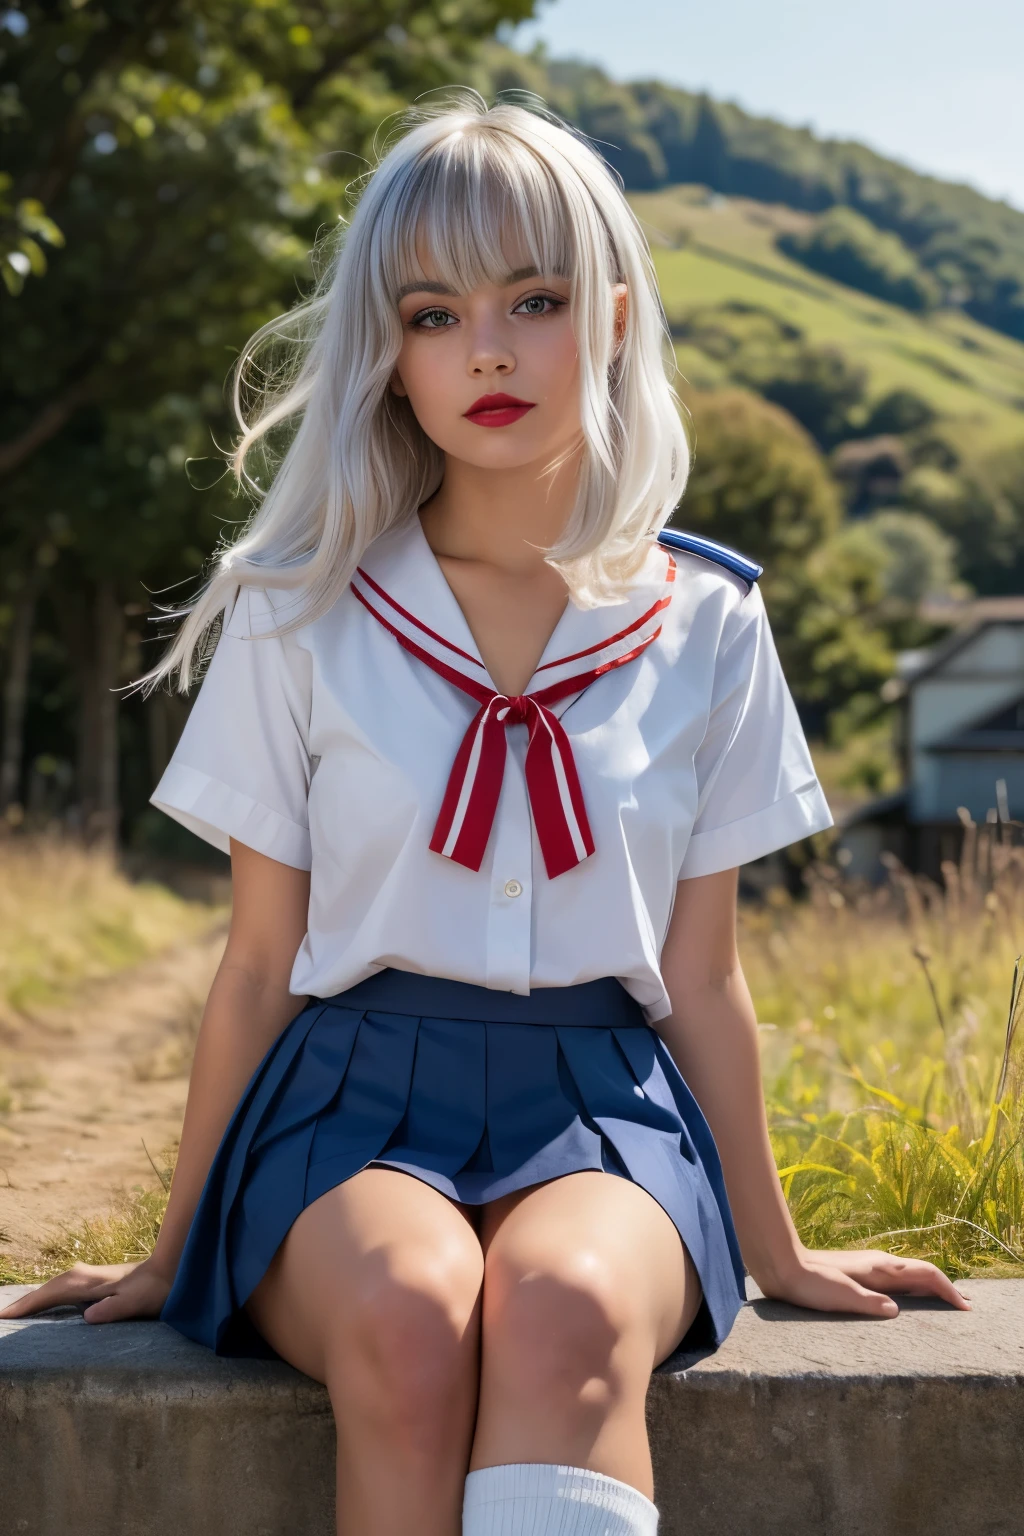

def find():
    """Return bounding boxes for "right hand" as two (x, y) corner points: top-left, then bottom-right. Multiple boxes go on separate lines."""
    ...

(0, 1255), (174, 1325)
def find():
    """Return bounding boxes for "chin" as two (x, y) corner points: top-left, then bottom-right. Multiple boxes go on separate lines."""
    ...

(445, 436), (556, 471)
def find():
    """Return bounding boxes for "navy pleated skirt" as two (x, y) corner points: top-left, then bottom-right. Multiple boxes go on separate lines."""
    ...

(160, 969), (747, 1366)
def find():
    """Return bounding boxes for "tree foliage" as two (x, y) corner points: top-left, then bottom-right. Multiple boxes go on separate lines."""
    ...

(778, 206), (939, 314)
(837, 510), (962, 606)
(904, 446), (1024, 597)
(675, 390), (893, 714)
(673, 303), (869, 447)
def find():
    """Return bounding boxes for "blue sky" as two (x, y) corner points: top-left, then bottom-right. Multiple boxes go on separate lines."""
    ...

(511, 0), (1024, 209)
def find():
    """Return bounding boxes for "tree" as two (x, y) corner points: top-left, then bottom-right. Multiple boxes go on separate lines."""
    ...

(904, 445), (1024, 597)
(860, 389), (936, 439)
(836, 510), (962, 606)
(0, 0), (535, 844)
(743, 344), (868, 450)
(779, 206), (940, 313)
(671, 303), (868, 448)
(674, 389), (893, 721)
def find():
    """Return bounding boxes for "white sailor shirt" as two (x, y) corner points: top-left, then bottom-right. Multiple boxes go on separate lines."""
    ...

(149, 515), (833, 1023)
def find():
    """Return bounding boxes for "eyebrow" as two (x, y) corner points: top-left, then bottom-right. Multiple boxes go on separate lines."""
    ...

(395, 266), (546, 302)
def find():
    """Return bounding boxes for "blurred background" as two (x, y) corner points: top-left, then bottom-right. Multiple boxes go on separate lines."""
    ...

(1, 2), (1022, 1283)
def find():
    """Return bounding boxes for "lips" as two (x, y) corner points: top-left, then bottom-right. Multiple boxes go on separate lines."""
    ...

(463, 392), (536, 428)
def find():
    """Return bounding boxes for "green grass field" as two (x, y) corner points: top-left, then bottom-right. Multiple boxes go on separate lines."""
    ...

(629, 186), (1024, 456)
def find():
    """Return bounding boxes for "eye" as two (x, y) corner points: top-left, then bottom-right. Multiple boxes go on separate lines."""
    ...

(513, 293), (563, 317)
(411, 306), (457, 330)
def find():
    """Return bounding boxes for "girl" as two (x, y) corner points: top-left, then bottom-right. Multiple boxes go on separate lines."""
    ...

(1, 93), (967, 1536)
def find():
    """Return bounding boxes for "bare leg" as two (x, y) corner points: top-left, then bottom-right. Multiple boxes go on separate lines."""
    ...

(244, 1167), (485, 1536)
(471, 1170), (701, 1498)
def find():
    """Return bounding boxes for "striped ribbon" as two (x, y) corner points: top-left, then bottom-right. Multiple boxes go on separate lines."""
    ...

(350, 556), (675, 878)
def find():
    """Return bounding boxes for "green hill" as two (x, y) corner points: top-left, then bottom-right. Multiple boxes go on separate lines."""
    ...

(628, 185), (1024, 456)
(486, 47), (1024, 345)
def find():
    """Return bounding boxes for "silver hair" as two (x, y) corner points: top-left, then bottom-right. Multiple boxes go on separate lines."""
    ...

(130, 89), (689, 696)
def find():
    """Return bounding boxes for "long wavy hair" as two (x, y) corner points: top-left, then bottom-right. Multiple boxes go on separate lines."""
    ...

(130, 90), (690, 697)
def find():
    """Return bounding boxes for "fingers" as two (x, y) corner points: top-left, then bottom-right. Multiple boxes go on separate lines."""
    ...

(850, 1256), (971, 1309)
(804, 1249), (972, 1310)
(0, 1264), (130, 1320)
(882, 1262), (971, 1309)
(0, 1273), (93, 1319)
(831, 1273), (900, 1318)
(802, 1265), (899, 1318)
(82, 1292), (138, 1325)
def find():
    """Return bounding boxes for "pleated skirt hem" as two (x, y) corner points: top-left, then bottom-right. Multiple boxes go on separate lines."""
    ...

(160, 978), (747, 1370)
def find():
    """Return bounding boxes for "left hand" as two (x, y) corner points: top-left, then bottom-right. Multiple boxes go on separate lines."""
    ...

(757, 1247), (971, 1317)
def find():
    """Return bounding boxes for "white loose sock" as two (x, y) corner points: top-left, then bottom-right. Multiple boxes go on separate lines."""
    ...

(463, 1463), (659, 1536)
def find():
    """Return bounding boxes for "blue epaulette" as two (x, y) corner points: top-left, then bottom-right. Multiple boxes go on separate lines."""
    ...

(656, 528), (763, 592)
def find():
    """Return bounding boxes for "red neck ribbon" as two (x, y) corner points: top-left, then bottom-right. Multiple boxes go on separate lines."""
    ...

(350, 557), (675, 878)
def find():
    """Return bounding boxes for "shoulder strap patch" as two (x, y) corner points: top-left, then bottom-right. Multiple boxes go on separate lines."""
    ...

(656, 528), (763, 592)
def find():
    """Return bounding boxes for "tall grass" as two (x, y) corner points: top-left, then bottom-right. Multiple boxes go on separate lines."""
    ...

(746, 818), (1024, 1276)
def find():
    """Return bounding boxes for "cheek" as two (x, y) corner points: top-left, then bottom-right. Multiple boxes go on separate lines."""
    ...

(537, 328), (581, 417)
(394, 340), (460, 429)
(536, 322), (579, 385)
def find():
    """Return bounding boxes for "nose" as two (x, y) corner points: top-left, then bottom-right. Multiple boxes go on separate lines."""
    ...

(466, 313), (515, 379)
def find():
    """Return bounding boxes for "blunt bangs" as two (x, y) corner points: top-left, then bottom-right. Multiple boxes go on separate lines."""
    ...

(374, 123), (584, 302)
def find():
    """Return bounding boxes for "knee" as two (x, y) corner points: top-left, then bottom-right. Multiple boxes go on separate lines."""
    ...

(335, 1238), (482, 1443)
(482, 1248), (634, 1409)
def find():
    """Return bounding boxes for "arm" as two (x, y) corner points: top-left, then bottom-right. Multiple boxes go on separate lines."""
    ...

(0, 839), (311, 1323)
(658, 867), (969, 1315)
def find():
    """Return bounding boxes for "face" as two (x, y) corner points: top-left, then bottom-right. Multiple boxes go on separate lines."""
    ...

(389, 256), (587, 472)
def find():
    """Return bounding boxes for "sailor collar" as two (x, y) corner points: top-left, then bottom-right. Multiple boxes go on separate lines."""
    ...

(351, 517), (676, 878)
(353, 514), (678, 695)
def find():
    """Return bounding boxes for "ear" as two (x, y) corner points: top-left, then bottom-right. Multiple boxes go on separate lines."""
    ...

(612, 283), (628, 351)
(389, 367), (409, 398)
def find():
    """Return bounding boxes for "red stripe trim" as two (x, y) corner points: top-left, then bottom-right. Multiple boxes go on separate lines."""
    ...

(534, 552), (675, 672)
(428, 698), (508, 870)
(534, 594), (671, 672)
(530, 628), (665, 708)
(354, 567), (483, 668)
(351, 584), (493, 706)
(524, 706), (596, 877)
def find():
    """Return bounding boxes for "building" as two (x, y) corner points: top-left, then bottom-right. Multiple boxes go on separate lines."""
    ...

(839, 599), (1024, 881)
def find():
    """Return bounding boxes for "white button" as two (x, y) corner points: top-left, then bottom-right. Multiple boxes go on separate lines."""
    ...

(503, 879), (523, 899)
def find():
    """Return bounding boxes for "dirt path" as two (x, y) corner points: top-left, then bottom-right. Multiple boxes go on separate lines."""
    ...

(0, 920), (229, 1264)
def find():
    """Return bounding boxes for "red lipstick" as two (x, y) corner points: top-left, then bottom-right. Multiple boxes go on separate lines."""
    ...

(463, 392), (535, 428)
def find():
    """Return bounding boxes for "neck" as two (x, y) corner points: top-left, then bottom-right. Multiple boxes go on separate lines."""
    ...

(419, 444), (582, 575)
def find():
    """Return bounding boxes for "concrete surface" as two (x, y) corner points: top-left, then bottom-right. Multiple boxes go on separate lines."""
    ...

(2, 1279), (1022, 1536)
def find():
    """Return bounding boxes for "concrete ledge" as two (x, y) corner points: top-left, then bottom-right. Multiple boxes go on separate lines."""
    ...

(2, 1279), (1022, 1536)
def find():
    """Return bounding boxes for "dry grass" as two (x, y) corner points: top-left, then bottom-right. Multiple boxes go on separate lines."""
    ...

(0, 826), (219, 1025)
(0, 1145), (175, 1285)
(746, 818), (1024, 1276)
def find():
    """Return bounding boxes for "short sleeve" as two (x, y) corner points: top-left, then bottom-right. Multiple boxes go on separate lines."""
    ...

(148, 585), (314, 870)
(678, 583), (833, 880)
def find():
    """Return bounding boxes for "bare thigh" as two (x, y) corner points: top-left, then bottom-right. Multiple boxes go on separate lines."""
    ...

(244, 1168), (487, 1536)
(470, 1170), (701, 1491)
(481, 1169), (701, 1363)
(244, 1166), (484, 1383)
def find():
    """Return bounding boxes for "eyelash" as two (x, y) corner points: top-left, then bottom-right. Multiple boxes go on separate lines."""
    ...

(409, 294), (566, 330)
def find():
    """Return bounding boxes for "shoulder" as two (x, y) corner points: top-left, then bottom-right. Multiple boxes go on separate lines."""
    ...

(652, 528), (769, 676)
(222, 572), (317, 644)
(656, 528), (763, 594)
